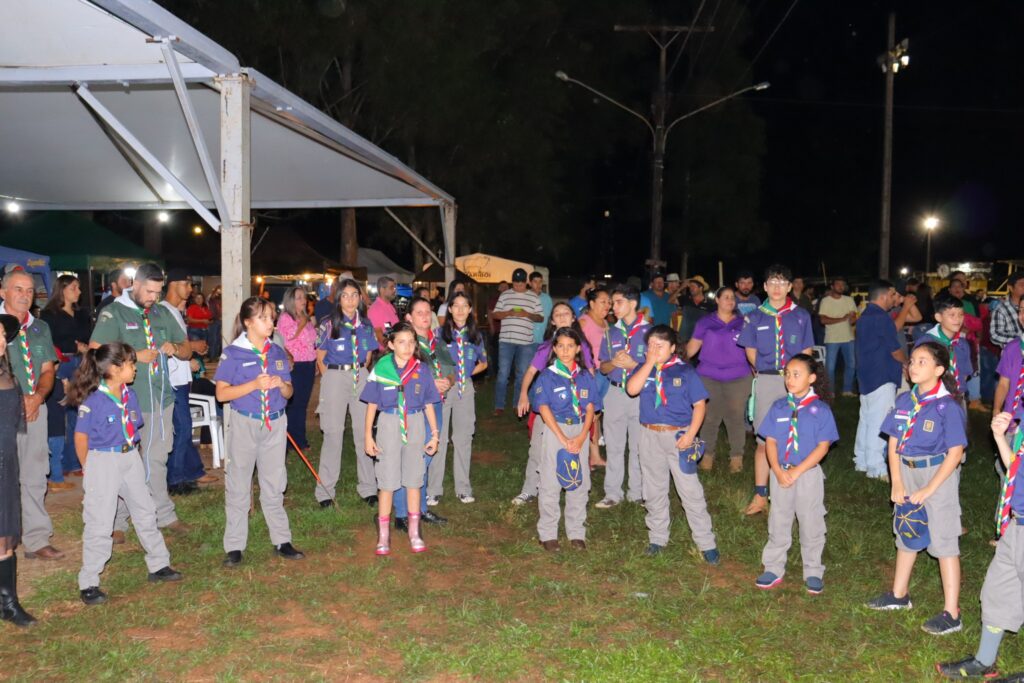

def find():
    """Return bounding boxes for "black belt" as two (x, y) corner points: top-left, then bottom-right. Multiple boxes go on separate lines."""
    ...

(93, 442), (140, 454)
(610, 380), (626, 388)
(327, 363), (357, 371)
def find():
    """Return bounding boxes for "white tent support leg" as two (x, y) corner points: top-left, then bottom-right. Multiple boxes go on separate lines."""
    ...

(218, 72), (252, 348)
(440, 202), (457, 285)
(73, 83), (221, 229)
(159, 39), (231, 231)
(384, 207), (445, 268)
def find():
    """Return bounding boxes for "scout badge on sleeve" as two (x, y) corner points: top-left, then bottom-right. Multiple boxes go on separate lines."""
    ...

(556, 448), (583, 491)
(894, 498), (930, 551)
(676, 433), (706, 475)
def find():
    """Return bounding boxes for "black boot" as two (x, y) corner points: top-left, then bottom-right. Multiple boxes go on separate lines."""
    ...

(0, 555), (36, 627)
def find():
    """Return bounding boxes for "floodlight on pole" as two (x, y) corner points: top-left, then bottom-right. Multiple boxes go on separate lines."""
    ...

(157, 211), (170, 223)
(5, 201), (20, 214)
(923, 215), (940, 274)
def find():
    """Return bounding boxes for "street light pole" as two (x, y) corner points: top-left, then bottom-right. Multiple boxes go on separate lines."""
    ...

(923, 215), (939, 275)
(877, 13), (910, 279)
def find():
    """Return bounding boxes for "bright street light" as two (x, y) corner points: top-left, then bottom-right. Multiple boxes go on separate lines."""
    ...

(193, 225), (203, 235)
(157, 211), (170, 223)
(923, 215), (939, 231)
(899, 267), (909, 276)
(923, 215), (940, 274)
(5, 201), (20, 214)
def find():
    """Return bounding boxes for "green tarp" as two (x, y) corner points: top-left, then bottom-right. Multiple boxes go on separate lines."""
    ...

(0, 212), (156, 270)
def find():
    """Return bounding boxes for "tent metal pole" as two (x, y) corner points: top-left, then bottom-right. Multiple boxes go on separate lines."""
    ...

(440, 202), (456, 285)
(73, 84), (221, 230)
(159, 40), (231, 231)
(384, 208), (445, 268)
(218, 72), (252, 354)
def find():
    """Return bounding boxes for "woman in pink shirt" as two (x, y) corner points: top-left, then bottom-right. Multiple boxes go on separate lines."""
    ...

(278, 287), (318, 450)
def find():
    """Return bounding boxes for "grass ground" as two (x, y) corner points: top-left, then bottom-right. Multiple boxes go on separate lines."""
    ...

(6, 381), (1020, 682)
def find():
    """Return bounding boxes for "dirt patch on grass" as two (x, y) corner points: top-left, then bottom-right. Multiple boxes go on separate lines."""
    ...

(474, 449), (508, 465)
(124, 613), (203, 652)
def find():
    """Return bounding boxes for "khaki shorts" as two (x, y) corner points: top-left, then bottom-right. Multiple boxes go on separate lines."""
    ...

(753, 373), (786, 444)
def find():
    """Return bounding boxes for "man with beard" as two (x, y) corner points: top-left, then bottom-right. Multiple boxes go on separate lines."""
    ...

(735, 270), (761, 317)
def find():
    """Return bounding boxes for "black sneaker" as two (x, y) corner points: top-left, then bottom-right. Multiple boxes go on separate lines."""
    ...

(147, 566), (183, 583)
(274, 543), (305, 560)
(395, 517), (409, 533)
(80, 586), (107, 605)
(318, 500), (333, 509)
(422, 510), (448, 525)
(935, 656), (998, 679)
(865, 591), (912, 610)
(363, 495), (379, 507)
(644, 543), (664, 557)
(223, 550), (243, 568)
(923, 610), (963, 636)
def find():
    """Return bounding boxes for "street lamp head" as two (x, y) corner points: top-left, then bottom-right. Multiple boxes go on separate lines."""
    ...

(923, 216), (940, 231)
(554, 70), (569, 82)
(900, 267), (909, 276)
(157, 211), (170, 223)
(753, 81), (770, 91)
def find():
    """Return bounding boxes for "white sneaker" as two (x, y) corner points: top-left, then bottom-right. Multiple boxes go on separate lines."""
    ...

(511, 493), (535, 506)
(426, 496), (440, 507)
(595, 497), (620, 509)
(457, 493), (476, 504)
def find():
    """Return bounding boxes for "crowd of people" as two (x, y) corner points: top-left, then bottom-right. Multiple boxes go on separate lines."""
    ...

(3, 259), (1024, 680)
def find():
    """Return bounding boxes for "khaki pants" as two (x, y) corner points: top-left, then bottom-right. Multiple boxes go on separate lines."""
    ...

(762, 465), (826, 579)
(432, 382), (477, 498)
(602, 387), (643, 502)
(17, 403), (52, 552)
(316, 368), (376, 500)
(223, 412), (292, 552)
(537, 423), (591, 542)
(114, 404), (177, 532)
(638, 429), (716, 550)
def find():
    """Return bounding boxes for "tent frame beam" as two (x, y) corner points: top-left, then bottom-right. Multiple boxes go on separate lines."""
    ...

(384, 207), (444, 269)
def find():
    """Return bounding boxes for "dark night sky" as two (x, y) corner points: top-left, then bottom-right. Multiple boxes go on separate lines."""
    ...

(743, 1), (1023, 280)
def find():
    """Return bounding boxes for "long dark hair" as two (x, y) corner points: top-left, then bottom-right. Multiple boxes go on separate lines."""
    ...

(912, 340), (961, 399)
(545, 326), (585, 368)
(232, 297), (276, 340)
(784, 353), (832, 404)
(42, 274), (79, 314)
(330, 278), (364, 339)
(441, 291), (482, 345)
(67, 342), (137, 406)
(0, 327), (25, 433)
(544, 301), (585, 342)
(644, 324), (688, 362)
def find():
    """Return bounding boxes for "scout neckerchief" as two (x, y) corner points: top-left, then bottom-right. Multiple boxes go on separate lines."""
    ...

(896, 381), (943, 455)
(418, 330), (441, 378)
(341, 312), (361, 389)
(784, 389), (818, 463)
(932, 326), (963, 384)
(1011, 337), (1024, 416)
(996, 425), (1024, 537)
(613, 313), (645, 390)
(548, 358), (581, 419)
(453, 326), (467, 398)
(97, 381), (136, 448)
(248, 335), (273, 430)
(140, 307), (160, 374)
(758, 297), (798, 371)
(369, 354), (421, 443)
(15, 315), (36, 394)
(653, 355), (683, 408)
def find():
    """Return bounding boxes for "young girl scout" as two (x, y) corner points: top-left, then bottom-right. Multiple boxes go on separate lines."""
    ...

(430, 291), (487, 504)
(625, 325), (719, 563)
(69, 342), (182, 605)
(533, 327), (599, 552)
(361, 322), (441, 555)
(754, 354), (838, 594)
(315, 278), (379, 507)
(214, 297), (304, 568)
(867, 340), (968, 636)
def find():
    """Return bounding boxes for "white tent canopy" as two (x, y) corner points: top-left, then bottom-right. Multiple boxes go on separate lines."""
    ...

(357, 247), (415, 285)
(455, 252), (548, 285)
(0, 0), (456, 328)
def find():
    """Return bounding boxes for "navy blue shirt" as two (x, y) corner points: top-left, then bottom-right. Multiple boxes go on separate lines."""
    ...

(531, 364), (601, 423)
(317, 314), (379, 366)
(914, 326), (974, 394)
(214, 335), (293, 414)
(855, 303), (903, 394)
(637, 360), (709, 427)
(75, 386), (144, 449)
(738, 302), (814, 373)
(881, 386), (968, 457)
(360, 355), (442, 412)
(599, 315), (651, 384)
(757, 393), (839, 467)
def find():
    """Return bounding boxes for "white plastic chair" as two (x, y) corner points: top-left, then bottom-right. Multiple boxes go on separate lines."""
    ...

(189, 393), (224, 469)
(811, 345), (827, 365)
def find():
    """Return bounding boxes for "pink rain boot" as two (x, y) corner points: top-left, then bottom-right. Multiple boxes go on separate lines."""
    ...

(408, 513), (427, 553)
(376, 515), (391, 556)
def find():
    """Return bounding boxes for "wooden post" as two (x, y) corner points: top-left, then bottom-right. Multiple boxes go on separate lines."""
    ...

(441, 202), (457, 286)
(218, 73), (252, 347)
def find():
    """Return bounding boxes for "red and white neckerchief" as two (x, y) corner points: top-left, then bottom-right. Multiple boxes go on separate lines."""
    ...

(140, 308), (159, 373)
(454, 327), (467, 398)
(616, 313), (646, 354)
(784, 389), (819, 463)
(248, 337), (273, 430)
(896, 382), (944, 455)
(653, 355), (683, 408)
(549, 359), (581, 419)
(933, 327), (963, 383)
(1011, 337), (1024, 416)
(15, 314), (37, 394)
(395, 357), (421, 444)
(419, 330), (441, 377)
(97, 381), (137, 448)
(996, 425), (1024, 537)
(758, 298), (798, 370)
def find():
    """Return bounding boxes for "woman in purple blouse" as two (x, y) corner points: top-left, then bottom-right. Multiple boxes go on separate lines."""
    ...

(685, 286), (752, 473)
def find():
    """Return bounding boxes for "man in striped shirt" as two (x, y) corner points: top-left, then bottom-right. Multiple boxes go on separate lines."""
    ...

(491, 268), (543, 416)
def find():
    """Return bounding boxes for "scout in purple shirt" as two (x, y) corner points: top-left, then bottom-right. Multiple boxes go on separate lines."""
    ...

(914, 297), (973, 395)
(867, 341), (967, 636)
(317, 310), (378, 367)
(69, 342), (181, 604)
(737, 264), (814, 517)
(995, 334), (1024, 417)
(755, 354), (838, 593)
(626, 325), (718, 562)
(688, 310), (749, 383)
(214, 297), (302, 569)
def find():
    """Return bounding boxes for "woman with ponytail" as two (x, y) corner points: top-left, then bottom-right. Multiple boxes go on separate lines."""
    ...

(70, 342), (182, 606)
(867, 340), (968, 636)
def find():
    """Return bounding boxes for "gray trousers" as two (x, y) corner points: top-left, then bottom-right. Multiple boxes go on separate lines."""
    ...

(702, 376), (752, 458)
(17, 403), (52, 552)
(602, 387), (643, 502)
(316, 368), (376, 500)
(753, 373), (787, 443)
(638, 429), (717, 550)
(981, 522), (1024, 632)
(78, 448), (170, 589)
(519, 420), (546, 497)
(894, 461), (960, 558)
(432, 382), (476, 497)
(114, 404), (177, 532)
(762, 465), (826, 579)
(374, 412), (427, 491)
(224, 412), (292, 552)
(537, 423), (591, 542)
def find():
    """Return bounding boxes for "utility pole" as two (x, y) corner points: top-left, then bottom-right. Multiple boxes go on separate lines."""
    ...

(877, 14), (909, 280)
(614, 24), (712, 278)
